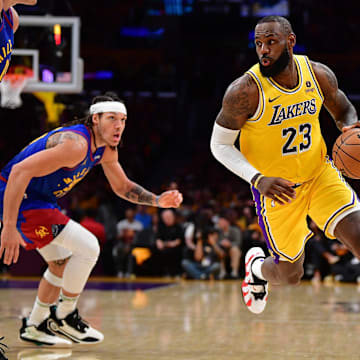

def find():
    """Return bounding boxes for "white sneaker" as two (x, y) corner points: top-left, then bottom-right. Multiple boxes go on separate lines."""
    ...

(19, 318), (72, 348)
(242, 247), (268, 314)
(49, 307), (104, 344)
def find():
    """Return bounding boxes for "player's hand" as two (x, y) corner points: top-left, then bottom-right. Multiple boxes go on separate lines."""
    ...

(157, 190), (183, 208)
(0, 226), (26, 265)
(256, 176), (296, 205)
(342, 122), (360, 133)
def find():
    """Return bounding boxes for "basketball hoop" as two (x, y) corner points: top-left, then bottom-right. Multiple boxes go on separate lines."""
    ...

(0, 66), (33, 109)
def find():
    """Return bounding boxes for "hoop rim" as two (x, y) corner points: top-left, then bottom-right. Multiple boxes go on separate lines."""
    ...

(3, 65), (34, 82)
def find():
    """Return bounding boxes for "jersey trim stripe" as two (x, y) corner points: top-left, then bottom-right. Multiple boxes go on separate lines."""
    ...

(246, 70), (265, 122)
(304, 56), (324, 101)
(266, 56), (303, 94)
(323, 192), (356, 236)
(3, 9), (13, 29)
(60, 129), (91, 171)
(252, 186), (312, 263)
(323, 161), (358, 236)
(0, 11), (5, 33)
(252, 186), (280, 263)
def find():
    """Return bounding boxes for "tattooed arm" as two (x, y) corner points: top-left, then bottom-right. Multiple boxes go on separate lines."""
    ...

(210, 72), (296, 203)
(101, 147), (182, 208)
(312, 61), (358, 131)
(210, 73), (261, 185)
(215, 73), (259, 130)
(0, 136), (87, 265)
(46, 131), (87, 149)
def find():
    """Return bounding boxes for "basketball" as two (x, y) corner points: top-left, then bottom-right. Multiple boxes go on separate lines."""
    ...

(332, 128), (360, 179)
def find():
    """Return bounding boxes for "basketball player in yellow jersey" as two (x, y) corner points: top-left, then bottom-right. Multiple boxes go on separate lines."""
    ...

(211, 15), (360, 314)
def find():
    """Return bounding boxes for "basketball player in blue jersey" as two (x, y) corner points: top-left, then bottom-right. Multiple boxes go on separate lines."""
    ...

(0, 0), (37, 82)
(0, 92), (183, 347)
(211, 16), (360, 314)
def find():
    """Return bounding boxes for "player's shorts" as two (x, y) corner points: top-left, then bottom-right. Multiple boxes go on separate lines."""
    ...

(252, 158), (360, 264)
(0, 181), (70, 251)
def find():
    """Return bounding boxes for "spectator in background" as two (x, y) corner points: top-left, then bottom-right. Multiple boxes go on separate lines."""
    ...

(79, 208), (106, 248)
(306, 220), (340, 282)
(114, 207), (144, 277)
(216, 210), (242, 279)
(117, 207), (144, 238)
(184, 207), (215, 251)
(155, 209), (184, 277)
(97, 189), (119, 275)
(134, 205), (152, 229)
(182, 227), (223, 280)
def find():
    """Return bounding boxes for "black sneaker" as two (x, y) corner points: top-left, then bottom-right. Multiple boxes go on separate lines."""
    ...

(0, 337), (8, 360)
(19, 318), (72, 347)
(49, 306), (104, 344)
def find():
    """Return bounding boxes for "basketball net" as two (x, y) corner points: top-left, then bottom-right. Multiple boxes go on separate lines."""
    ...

(0, 66), (33, 109)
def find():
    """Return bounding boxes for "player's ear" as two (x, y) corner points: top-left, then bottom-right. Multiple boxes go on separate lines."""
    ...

(288, 33), (296, 49)
(92, 114), (99, 125)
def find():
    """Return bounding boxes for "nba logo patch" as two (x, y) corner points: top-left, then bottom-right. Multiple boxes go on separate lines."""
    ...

(306, 81), (311, 87)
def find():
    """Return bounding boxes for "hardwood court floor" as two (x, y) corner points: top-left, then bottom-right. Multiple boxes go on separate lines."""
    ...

(1, 277), (360, 360)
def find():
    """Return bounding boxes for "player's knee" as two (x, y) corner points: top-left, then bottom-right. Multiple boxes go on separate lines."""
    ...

(84, 233), (100, 262)
(48, 258), (70, 277)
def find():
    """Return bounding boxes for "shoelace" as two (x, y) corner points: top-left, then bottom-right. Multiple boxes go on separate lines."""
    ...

(251, 286), (267, 300)
(249, 281), (267, 300)
(0, 337), (8, 356)
(71, 310), (89, 332)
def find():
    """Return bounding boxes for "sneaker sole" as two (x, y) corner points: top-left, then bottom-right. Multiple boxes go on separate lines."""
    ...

(48, 321), (103, 345)
(18, 336), (72, 348)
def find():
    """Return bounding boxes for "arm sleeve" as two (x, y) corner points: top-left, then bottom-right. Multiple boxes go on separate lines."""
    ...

(210, 122), (260, 184)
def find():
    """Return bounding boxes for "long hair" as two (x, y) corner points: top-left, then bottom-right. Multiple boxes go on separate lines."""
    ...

(64, 92), (125, 150)
(64, 91), (125, 129)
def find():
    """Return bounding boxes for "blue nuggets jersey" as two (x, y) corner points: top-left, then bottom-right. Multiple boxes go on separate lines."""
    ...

(1, 124), (105, 203)
(0, 125), (105, 250)
(0, 9), (14, 82)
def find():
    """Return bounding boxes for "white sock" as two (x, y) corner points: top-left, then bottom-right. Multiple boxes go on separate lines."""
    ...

(251, 258), (266, 281)
(56, 291), (79, 319)
(28, 297), (52, 326)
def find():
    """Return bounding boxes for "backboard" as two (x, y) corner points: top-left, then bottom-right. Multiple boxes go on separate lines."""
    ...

(12, 15), (83, 93)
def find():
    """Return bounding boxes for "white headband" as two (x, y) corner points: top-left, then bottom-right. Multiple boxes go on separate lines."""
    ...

(89, 101), (127, 115)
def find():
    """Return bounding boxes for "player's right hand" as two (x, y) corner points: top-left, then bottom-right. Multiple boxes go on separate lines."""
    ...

(342, 121), (360, 133)
(256, 176), (296, 205)
(0, 226), (26, 265)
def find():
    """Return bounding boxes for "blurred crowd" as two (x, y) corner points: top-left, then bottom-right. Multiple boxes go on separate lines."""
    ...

(1, 1), (360, 282)
(2, 175), (360, 285)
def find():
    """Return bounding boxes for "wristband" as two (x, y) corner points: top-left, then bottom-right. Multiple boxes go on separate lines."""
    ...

(155, 195), (161, 207)
(253, 175), (265, 189)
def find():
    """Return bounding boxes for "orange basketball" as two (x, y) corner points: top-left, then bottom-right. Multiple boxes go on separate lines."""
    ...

(332, 128), (360, 179)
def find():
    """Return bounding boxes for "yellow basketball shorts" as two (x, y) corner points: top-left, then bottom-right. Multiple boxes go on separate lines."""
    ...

(251, 158), (360, 264)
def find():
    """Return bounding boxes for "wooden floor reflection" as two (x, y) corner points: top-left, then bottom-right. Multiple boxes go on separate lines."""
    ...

(2, 278), (360, 359)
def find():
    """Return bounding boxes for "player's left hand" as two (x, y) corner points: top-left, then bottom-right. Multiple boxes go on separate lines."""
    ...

(157, 190), (183, 208)
(342, 122), (360, 133)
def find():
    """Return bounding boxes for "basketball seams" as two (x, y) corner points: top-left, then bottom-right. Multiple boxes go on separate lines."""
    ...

(335, 151), (357, 178)
(339, 129), (360, 145)
(332, 128), (360, 179)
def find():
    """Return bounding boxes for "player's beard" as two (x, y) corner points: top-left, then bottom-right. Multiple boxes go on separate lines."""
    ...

(97, 123), (121, 150)
(259, 46), (290, 78)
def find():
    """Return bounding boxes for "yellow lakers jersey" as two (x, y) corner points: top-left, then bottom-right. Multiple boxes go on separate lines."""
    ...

(240, 55), (327, 183)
